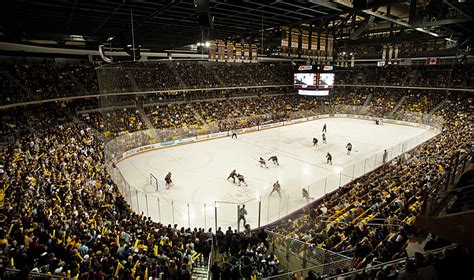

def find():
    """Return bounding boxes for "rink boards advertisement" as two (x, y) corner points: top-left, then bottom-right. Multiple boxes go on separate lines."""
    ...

(110, 114), (440, 165)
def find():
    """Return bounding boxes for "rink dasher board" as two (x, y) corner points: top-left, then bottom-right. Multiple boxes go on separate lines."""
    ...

(109, 114), (441, 165)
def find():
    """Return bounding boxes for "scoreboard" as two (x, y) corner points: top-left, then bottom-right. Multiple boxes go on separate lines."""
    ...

(294, 65), (335, 96)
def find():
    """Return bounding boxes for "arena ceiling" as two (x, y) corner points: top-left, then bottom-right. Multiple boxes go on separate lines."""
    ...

(1, 0), (473, 51)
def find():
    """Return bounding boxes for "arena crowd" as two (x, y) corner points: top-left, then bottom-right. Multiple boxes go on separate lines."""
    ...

(0, 62), (472, 279)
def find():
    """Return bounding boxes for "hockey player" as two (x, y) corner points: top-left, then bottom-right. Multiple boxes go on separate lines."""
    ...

(270, 180), (281, 197)
(302, 188), (312, 202)
(322, 133), (327, 144)
(237, 174), (248, 186)
(322, 123), (327, 133)
(346, 143), (353, 155)
(227, 169), (237, 183)
(383, 149), (388, 164)
(231, 130), (238, 139)
(268, 156), (279, 166)
(259, 157), (268, 168)
(165, 172), (173, 189)
(326, 153), (332, 165)
(238, 204), (247, 227)
(313, 137), (318, 146)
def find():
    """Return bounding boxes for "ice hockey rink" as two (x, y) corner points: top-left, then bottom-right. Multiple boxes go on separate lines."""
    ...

(116, 117), (437, 229)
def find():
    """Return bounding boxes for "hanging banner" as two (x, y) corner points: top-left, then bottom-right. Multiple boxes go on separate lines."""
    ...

(208, 40), (216, 61)
(302, 30), (309, 58)
(388, 45), (393, 65)
(394, 46), (399, 65)
(281, 26), (289, 55)
(235, 43), (242, 62)
(217, 40), (225, 62)
(327, 34), (334, 63)
(291, 30), (298, 57)
(251, 45), (258, 62)
(227, 41), (234, 62)
(243, 44), (250, 62)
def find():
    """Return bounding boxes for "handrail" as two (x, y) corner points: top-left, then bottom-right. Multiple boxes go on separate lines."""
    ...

(264, 229), (353, 261)
(207, 237), (215, 280)
(432, 183), (474, 196)
(4, 268), (74, 279)
(324, 244), (458, 280)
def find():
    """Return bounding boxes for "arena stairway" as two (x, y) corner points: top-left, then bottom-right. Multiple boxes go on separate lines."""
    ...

(359, 93), (372, 114)
(125, 69), (139, 91)
(203, 63), (225, 86)
(192, 253), (209, 280)
(2, 71), (33, 98)
(136, 107), (155, 130)
(388, 95), (406, 117)
(68, 72), (88, 95)
(190, 105), (210, 128)
(170, 64), (187, 88)
(429, 98), (449, 115)
(416, 169), (474, 250)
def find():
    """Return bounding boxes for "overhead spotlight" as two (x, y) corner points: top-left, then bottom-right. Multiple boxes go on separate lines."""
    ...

(205, 41), (210, 48)
(342, 51), (346, 55)
(350, 52), (353, 56)
(197, 42), (201, 46)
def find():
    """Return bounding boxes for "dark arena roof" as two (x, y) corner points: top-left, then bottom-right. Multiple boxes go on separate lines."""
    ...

(2, 0), (474, 52)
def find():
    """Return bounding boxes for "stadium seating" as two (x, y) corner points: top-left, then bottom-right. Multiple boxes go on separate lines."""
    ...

(2, 62), (473, 105)
(0, 63), (473, 279)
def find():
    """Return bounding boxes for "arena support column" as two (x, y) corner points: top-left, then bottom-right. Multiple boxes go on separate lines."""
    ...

(204, 203), (207, 229)
(258, 197), (261, 228)
(237, 205), (241, 232)
(157, 198), (161, 221)
(145, 194), (149, 217)
(214, 202), (218, 233)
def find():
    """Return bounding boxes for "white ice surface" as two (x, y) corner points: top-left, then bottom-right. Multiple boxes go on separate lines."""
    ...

(117, 118), (436, 230)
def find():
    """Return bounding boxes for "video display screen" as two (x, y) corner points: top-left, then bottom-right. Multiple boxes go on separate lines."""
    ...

(294, 72), (335, 90)
(318, 73), (335, 89)
(294, 73), (317, 89)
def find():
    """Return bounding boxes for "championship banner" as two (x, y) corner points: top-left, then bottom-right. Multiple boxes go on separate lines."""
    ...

(320, 32), (326, 51)
(394, 46), (399, 65)
(217, 40), (225, 62)
(281, 26), (289, 54)
(388, 45), (393, 65)
(243, 44), (250, 62)
(310, 33), (318, 51)
(302, 30), (309, 58)
(291, 31), (298, 56)
(251, 45), (257, 62)
(291, 32), (298, 48)
(381, 45), (387, 66)
(226, 41), (234, 62)
(208, 40), (217, 61)
(327, 34), (334, 62)
(235, 43), (242, 62)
